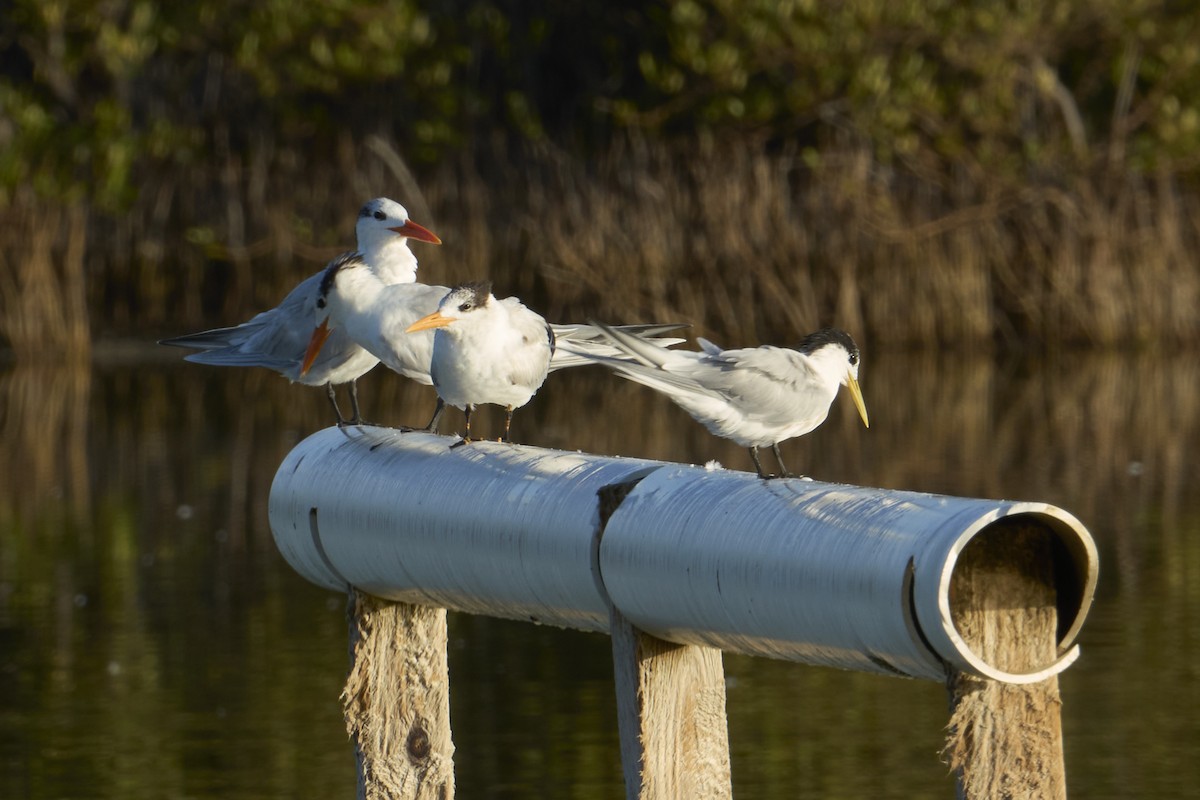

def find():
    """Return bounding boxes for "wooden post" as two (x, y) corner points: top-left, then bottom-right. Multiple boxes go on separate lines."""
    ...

(600, 480), (733, 800)
(610, 609), (733, 800)
(342, 590), (455, 800)
(943, 522), (1067, 800)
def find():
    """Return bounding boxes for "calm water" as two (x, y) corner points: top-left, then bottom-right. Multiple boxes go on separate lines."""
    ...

(1, 347), (1196, 798)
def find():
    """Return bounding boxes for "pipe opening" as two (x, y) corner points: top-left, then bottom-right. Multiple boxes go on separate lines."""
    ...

(947, 512), (1096, 677)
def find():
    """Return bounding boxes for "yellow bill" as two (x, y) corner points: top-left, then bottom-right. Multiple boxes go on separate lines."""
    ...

(846, 373), (869, 428)
(405, 311), (455, 334)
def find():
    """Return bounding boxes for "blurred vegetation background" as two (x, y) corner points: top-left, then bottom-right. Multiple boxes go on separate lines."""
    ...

(2, 0), (1199, 359)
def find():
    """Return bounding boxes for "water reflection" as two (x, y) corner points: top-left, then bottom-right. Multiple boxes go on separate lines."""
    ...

(0, 366), (91, 523)
(0, 350), (1196, 798)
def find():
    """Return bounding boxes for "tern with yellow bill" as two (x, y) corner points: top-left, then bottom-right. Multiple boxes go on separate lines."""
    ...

(566, 322), (870, 479)
(405, 281), (552, 444)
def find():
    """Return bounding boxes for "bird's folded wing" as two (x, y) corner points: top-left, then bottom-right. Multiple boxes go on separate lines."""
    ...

(699, 345), (820, 385)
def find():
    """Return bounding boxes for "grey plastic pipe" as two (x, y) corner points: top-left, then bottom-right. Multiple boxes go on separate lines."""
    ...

(269, 427), (1098, 684)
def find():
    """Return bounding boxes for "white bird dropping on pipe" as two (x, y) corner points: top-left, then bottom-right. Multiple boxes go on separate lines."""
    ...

(598, 467), (1097, 683)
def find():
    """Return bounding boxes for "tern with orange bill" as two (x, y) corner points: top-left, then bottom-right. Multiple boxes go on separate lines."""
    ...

(160, 198), (441, 424)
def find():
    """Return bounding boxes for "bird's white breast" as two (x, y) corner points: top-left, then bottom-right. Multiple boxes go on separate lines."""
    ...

(430, 303), (550, 410)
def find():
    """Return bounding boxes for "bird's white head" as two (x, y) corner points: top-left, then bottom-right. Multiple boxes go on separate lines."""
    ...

(404, 281), (494, 335)
(355, 198), (441, 282)
(798, 328), (870, 428)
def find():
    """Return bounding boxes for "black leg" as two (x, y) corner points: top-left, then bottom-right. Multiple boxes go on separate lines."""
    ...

(748, 446), (771, 479)
(422, 398), (445, 433)
(771, 443), (794, 478)
(326, 383), (349, 426)
(451, 405), (475, 449)
(501, 406), (514, 443)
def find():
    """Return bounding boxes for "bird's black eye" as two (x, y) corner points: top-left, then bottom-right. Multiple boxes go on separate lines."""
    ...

(458, 302), (472, 312)
(317, 298), (326, 309)
(849, 352), (859, 365)
(373, 210), (386, 220)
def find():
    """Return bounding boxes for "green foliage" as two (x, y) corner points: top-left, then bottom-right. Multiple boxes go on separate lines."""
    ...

(2, 0), (1199, 209)
(630, 0), (1200, 181)
(0, 0), (463, 207)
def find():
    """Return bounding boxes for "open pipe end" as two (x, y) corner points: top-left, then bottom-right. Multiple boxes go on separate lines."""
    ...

(919, 504), (1098, 684)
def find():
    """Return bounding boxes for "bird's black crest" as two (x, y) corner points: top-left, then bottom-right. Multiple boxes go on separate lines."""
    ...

(319, 251), (364, 300)
(452, 280), (493, 304)
(358, 199), (390, 221)
(797, 327), (860, 363)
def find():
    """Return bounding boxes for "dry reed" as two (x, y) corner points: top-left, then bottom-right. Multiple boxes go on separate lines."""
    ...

(0, 195), (91, 361)
(2, 138), (1198, 360)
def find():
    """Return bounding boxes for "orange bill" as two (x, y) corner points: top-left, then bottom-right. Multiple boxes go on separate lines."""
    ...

(300, 319), (332, 377)
(388, 219), (441, 245)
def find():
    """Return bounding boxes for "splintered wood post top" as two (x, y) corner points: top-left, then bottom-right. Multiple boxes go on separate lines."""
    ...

(343, 591), (455, 800)
(944, 521), (1068, 800)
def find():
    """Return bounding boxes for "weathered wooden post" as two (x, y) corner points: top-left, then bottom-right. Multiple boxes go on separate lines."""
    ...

(943, 522), (1068, 799)
(600, 482), (733, 799)
(269, 426), (1099, 799)
(341, 591), (454, 800)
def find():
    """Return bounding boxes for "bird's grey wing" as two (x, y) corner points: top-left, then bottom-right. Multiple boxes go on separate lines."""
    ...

(159, 323), (249, 351)
(677, 346), (822, 420)
(549, 320), (684, 371)
(366, 283), (448, 382)
(557, 343), (720, 399)
(700, 345), (822, 386)
(505, 310), (554, 390)
(235, 274), (328, 358)
(551, 321), (689, 342)
(375, 283), (448, 341)
(181, 349), (296, 373)
(596, 320), (686, 367)
(159, 270), (325, 362)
